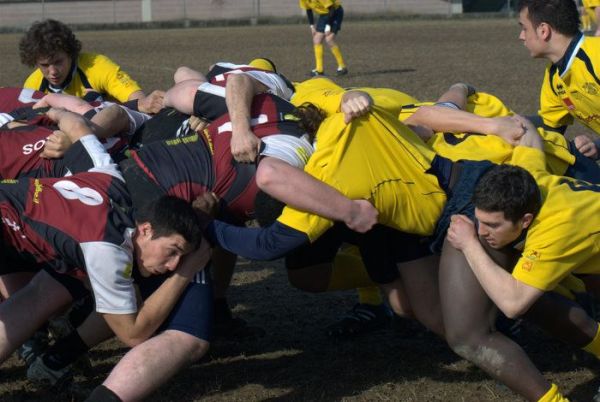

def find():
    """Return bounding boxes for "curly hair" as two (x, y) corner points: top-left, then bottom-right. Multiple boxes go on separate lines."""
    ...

(517, 0), (580, 36)
(19, 19), (82, 67)
(293, 102), (327, 143)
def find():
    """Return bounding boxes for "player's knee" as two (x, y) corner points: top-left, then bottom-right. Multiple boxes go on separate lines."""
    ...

(286, 269), (328, 293)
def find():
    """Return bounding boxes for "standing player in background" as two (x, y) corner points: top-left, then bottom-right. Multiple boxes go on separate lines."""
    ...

(582, 0), (600, 35)
(19, 19), (163, 114)
(299, 0), (348, 77)
(517, 0), (600, 158)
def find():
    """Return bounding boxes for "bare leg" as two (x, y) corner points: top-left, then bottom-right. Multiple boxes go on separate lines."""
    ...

(163, 79), (203, 116)
(0, 272), (35, 299)
(103, 330), (209, 401)
(439, 239), (550, 401)
(173, 66), (207, 84)
(0, 270), (73, 363)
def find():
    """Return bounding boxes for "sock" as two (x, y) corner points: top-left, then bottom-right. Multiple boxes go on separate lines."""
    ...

(85, 385), (123, 402)
(330, 45), (346, 69)
(537, 383), (569, 402)
(214, 297), (232, 323)
(357, 286), (383, 306)
(314, 44), (324, 72)
(583, 322), (600, 359)
(68, 294), (95, 328)
(42, 330), (89, 370)
(327, 246), (376, 291)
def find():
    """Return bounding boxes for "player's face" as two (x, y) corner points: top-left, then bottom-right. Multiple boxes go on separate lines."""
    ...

(518, 8), (545, 58)
(135, 227), (191, 277)
(474, 208), (524, 249)
(36, 51), (72, 87)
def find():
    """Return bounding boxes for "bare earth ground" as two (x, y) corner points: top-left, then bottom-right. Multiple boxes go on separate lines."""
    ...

(0, 18), (598, 401)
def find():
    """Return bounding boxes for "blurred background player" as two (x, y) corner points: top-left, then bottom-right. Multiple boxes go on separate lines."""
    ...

(517, 0), (600, 159)
(581, 0), (600, 35)
(299, 0), (348, 77)
(19, 19), (162, 114)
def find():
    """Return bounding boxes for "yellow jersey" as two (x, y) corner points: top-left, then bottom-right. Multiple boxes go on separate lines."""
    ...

(277, 108), (446, 241)
(510, 146), (600, 291)
(398, 92), (575, 175)
(292, 77), (418, 117)
(299, 0), (341, 14)
(539, 33), (600, 135)
(24, 52), (142, 103)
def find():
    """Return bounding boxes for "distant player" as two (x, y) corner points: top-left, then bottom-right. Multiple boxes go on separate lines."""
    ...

(19, 19), (163, 114)
(299, 0), (347, 77)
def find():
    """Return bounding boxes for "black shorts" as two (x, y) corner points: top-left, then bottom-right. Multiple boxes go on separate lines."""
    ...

(286, 223), (431, 285)
(129, 107), (190, 148)
(315, 6), (343, 34)
(119, 157), (165, 214)
(193, 87), (227, 122)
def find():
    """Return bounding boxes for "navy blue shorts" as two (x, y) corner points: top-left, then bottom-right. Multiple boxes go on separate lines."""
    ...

(286, 223), (431, 285)
(315, 6), (344, 34)
(137, 267), (214, 341)
(565, 140), (600, 184)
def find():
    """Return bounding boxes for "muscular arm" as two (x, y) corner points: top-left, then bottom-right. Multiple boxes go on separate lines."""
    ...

(447, 214), (543, 318)
(102, 244), (210, 346)
(256, 157), (378, 232)
(226, 73), (269, 163)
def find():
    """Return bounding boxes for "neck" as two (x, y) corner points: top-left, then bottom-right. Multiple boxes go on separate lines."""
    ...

(547, 33), (576, 64)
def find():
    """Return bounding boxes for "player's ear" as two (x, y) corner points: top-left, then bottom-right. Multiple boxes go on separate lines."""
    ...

(520, 213), (534, 230)
(137, 221), (153, 238)
(537, 22), (551, 40)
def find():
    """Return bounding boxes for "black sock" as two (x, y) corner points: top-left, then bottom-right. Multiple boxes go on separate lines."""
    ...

(85, 385), (122, 402)
(68, 295), (94, 328)
(214, 297), (232, 322)
(42, 330), (89, 370)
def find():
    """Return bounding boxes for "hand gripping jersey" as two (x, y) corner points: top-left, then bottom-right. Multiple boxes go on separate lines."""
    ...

(509, 146), (600, 292)
(0, 135), (137, 314)
(130, 93), (312, 224)
(539, 33), (600, 135)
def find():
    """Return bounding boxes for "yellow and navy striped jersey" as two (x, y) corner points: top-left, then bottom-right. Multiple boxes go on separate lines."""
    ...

(509, 146), (600, 291)
(539, 33), (600, 135)
(24, 52), (141, 103)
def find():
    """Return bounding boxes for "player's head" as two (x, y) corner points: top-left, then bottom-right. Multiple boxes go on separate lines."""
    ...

(517, 0), (580, 57)
(472, 165), (541, 249)
(248, 58), (277, 73)
(293, 102), (327, 143)
(133, 195), (205, 276)
(19, 19), (82, 87)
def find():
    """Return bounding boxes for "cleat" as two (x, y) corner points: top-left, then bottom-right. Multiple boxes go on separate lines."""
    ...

(27, 356), (73, 390)
(17, 330), (49, 366)
(336, 67), (348, 76)
(310, 69), (324, 77)
(325, 303), (393, 338)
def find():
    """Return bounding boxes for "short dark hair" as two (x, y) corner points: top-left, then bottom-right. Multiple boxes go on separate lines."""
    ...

(472, 165), (542, 223)
(135, 195), (204, 249)
(517, 0), (580, 36)
(19, 19), (82, 67)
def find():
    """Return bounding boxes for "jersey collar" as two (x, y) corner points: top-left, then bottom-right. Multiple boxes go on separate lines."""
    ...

(555, 31), (584, 78)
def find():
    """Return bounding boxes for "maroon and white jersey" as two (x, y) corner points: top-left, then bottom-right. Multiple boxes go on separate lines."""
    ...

(204, 62), (295, 100)
(0, 123), (129, 180)
(132, 93), (312, 224)
(0, 87), (48, 127)
(0, 135), (137, 314)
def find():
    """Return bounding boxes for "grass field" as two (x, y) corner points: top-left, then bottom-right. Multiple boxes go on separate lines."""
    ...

(0, 18), (599, 402)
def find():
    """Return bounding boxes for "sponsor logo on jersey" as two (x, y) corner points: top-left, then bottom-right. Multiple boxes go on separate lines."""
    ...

(525, 250), (540, 261)
(562, 97), (576, 110)
(521, 260), (533, 272)
(22, 138), (48, 155)
(123, 263), (133, 279)
(32, 179), (43, 204)
(584, 82), (598, 96)
(2, 217), (25, 239)
(556, 83), (566, 96)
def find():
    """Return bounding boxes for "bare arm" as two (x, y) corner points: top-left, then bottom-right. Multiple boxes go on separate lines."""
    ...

(256, 157), (378, 232)
(447, 214), (543, 318)
(102, 242), (211, 346)
(226, 73), (269, 163)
